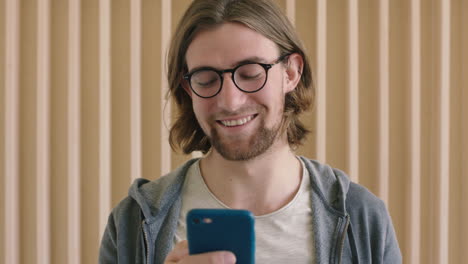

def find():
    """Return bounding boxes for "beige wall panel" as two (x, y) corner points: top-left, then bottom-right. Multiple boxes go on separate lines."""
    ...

(67, 0), (82, 263)
(285, 0), (295, 25)
(356, 0), (380, 196)
(377, 0), (390, 205)
(0, 0), (6, 261)
(408, 0), (422, 262)
(295, 0), (317, 159)
(19, 1), (39, 263)
(419, 1), (435, 263)
(389, 0), (411, 259)
(272, 0), (286, 12)
(111, 0), (132, 207)
(160, 0), (172, 173)
(427, 1), (443, 262)
(461, 1), (468, 260)
(432, 0), (451, 262)
(98, 0), (112, 238)
(440, 0), (451, 260)
(348, 0), (360, 181)
(315, 0), (327, 163)
(50, 1), (69, 264)
(81, 0), (100, 262)
(3, 0), (20, 262)
(36, 0), (52, 263)
(448, 1), (462, 262)
(130, 0), (142, 182)
(1, 0), (468, 263)
(457, 0), (468, 260)
(325, 0), (347, 171)
(142, 0), (162, 180)
(170, 0), (193, 171)
(346, 0), (359, 181)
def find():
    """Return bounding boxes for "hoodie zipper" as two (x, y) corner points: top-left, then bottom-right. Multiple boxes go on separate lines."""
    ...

(337, 215), (351, 264)
(143, 220), (150, 264)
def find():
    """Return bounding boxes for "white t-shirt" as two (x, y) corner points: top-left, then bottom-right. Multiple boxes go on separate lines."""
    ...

(174, 158), (314, 264)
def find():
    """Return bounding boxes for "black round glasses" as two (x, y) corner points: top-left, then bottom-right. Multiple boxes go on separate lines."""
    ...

(183, 54), (289, 98)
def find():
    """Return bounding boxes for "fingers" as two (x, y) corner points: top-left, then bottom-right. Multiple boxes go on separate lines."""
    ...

(165, 240), (189, 263)
(164, 240), (237, 264)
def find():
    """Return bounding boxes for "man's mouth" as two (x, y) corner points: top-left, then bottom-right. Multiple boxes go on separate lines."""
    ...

(217, 114), (256, 127)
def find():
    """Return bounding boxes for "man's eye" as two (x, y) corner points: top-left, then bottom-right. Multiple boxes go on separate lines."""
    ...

(196, 78), (217, 87)
(239, 72), (262, 80)
(237, 64), (264, 80)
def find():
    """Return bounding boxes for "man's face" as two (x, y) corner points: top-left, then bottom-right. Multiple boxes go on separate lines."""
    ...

(185, 22), (292, 161)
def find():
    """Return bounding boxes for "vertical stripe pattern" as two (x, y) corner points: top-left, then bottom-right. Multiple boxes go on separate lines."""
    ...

(409, 0), (421, 262)
(0, 1), (466, 263)
(378, 0), (390, 205)
(130, 0), (142, 182)
(68, 0), (81, 263)
(437, 0), (451, 262)
(98, 0), (112, 237)
(160, 0), (171, 175)
(36, 0), (51, 263)
(347, 0), (359, 181)
(315, 0), (327, 163)
(4, 0), (20, 263)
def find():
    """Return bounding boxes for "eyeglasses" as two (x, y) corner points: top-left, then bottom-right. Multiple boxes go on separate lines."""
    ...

(183, 54), (289, 98)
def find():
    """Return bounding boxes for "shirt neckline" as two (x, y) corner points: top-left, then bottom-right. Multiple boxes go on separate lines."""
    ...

(193, 157), (309, 218)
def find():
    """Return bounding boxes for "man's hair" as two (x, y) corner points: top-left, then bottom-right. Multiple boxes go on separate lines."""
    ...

(167, 0), (314, 154)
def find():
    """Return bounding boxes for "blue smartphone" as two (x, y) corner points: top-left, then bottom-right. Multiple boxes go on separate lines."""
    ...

(187, 209), (255, 264)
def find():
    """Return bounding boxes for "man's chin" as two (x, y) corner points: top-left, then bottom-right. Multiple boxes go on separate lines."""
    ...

(214, 144), (260, 161)
(209, 128), (279, 161)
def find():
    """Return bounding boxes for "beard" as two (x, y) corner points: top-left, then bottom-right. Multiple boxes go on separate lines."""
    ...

(208, 110), (284, 161)
(201, 82), (286, 161)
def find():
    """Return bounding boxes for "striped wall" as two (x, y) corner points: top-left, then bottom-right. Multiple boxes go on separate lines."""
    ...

(1, 0), (467, 263)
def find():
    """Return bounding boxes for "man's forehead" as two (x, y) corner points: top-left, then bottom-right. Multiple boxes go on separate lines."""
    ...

(187, 56), (273, 72)
(185, 22), (280, 70)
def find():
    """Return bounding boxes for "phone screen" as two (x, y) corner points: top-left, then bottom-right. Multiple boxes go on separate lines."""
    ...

(187, 209), (256, 264)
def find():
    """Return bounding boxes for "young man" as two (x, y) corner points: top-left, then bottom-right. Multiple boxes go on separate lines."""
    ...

(99, 0), (402, 263)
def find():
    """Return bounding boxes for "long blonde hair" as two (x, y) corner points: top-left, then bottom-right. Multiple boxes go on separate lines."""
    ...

(167, 0), (314, 154)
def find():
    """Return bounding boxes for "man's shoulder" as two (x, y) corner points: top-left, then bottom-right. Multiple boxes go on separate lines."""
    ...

(300, 156), (388, 216)
(346, 182), (387, 215)
(137, 158), (199, 194)
(110, 158), (199, 221)
(346, 181), (393, 234)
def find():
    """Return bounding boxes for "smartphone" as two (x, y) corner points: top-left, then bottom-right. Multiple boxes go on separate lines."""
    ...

(186, 208), (255, 264)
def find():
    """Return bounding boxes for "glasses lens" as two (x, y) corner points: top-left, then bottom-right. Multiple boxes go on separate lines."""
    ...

(234, 63), (267, 92)
(190, 70), (221, 97)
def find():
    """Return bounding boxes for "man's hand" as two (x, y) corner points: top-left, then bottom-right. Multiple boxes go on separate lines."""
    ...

(164, 240), (237, 264)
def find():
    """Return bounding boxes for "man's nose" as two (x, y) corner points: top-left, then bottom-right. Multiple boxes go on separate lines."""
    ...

(216, 74), (247, 111)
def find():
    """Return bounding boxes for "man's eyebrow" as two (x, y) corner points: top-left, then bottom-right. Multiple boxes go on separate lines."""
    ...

(231, 56), (269, 67)
(187, 56), (269, 73)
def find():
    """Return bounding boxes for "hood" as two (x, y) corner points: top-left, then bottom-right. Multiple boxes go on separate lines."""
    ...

(300, 157), (351, 215)
(127, 159), (199, 223)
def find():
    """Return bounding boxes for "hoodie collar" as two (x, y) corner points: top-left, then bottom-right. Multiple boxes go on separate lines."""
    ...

(299, 157), (351, 216)
(128, 158), (198, 223)
(128, 157), (351, 221)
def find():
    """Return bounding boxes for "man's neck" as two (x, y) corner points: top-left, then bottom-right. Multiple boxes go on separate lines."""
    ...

(199, 141), (303, 216)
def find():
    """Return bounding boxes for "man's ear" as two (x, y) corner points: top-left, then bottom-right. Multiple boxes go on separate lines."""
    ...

(181, 77), (193, 98)
(283, 53), (303, 94)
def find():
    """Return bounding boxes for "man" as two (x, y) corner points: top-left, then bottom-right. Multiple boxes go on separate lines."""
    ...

(99, 0), (402, 263)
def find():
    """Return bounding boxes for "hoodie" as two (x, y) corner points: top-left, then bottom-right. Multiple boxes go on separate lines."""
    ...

(99, 157), (402, 264)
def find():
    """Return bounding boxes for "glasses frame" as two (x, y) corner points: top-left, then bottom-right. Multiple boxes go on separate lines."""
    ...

(183, 54), (289, 99)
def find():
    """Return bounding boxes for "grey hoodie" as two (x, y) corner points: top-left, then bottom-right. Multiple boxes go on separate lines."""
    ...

(99, 157), (402, 264)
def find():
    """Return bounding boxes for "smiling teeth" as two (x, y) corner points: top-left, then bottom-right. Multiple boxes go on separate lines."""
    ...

(220, 115), (254, 127)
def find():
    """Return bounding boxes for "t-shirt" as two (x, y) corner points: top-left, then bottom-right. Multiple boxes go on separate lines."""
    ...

(174, 158), (314, 264)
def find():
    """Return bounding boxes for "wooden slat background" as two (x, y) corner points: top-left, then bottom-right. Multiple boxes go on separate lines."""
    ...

(1, 0), (467, 263)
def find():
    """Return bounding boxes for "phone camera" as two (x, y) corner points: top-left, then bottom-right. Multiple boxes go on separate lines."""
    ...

(193, 218), (200, 224)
